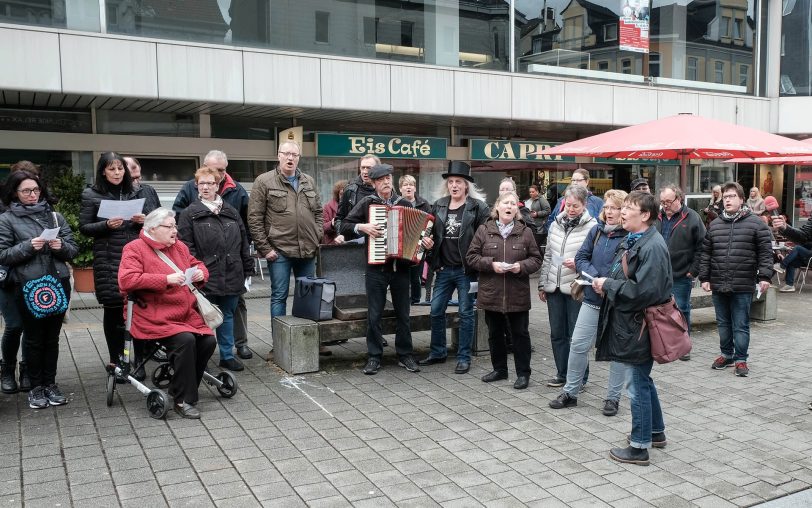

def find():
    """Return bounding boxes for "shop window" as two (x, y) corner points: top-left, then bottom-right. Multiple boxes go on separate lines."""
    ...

(363, 17), (378, 45)
(687, 57), (698, 81)
(315, 11), (329, 43)
(598, 61), (609, 71)
(0, 108), (92, 134)
(95, 110), (198, 137)
(649, 52), (660, 78)
(210, 116), (274, 140)
(604, 23), (618, 42)
(401, 20), (414, 47)
(714, 61), (725, 83)
(621, 59), (632, 74)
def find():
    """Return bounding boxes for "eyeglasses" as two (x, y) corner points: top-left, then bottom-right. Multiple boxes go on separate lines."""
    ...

(197, 181), (218, 187)
(18, 187), (41, 196)
(157, 224), (177, 230)
(722, 194), (740, 200)
(602, 206), (621, 212)
(570, 178), (586, 183)
(278, 152), (301, 159)
(660, 199), (676, 207)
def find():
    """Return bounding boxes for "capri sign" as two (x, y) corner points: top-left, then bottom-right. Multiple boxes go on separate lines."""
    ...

(469, 140), (575, 162)
(316, 133), (447, 159)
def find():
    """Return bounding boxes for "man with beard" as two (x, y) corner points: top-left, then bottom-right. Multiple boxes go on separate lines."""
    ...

(340, 164), (427, 375)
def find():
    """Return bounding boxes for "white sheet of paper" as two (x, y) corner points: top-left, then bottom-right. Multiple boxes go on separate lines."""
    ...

(574, 279), (592, 286)
(244, 277), (252, 292)
(96, 198), (145, 219)
(183, 268), (197, 286)
(579, 272), (594, 281)
(39, 227), (60, 241)
(551, 254), (564, 266)
(468, 281), (478, 293)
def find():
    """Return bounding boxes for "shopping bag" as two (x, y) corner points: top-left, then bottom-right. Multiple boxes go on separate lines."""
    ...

(292, 277), (336, 321)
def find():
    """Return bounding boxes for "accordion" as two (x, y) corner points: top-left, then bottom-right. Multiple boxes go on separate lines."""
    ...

(368, 204), (434, 265)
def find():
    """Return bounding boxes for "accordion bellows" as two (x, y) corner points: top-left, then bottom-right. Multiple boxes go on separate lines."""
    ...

(368, 204), (434, 264)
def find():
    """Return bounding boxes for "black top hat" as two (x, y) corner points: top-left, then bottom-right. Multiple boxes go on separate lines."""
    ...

(368, 163), (394, 180)
(442, 161), (474, 182)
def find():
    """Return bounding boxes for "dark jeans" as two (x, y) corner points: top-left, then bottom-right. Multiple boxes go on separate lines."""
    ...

(103, 305), (125, 364)
(19, 278), (70, 388)
(233, 295), (248, 347)
(672, 276), (693, 334)
(627, 359), (665, 449)
(712, 291), (753, 362)
(0, 286), (25, 364)
(485, 310), (531, 377)
(158, 332), (217, 405)
(782, 245), (811, 285)
(409, 262), (424, 303)
(546, 289), (584, 381)
(365, 267), (413, 359)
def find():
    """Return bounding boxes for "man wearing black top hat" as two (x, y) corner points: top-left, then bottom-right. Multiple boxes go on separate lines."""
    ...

(418, 161), (490, 374)
(339, 163), (427, 375)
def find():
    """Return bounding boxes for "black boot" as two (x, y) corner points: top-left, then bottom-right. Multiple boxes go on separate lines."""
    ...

(609, 446), (650, 466)
(1, 361), (17, 394)
(17, 362), (31, 392)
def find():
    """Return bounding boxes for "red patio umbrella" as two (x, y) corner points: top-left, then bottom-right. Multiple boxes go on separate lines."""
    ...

(536, 114), (812, 187)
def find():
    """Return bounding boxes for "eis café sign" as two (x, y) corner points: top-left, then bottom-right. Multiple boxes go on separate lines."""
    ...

(316, 133), (447, 159)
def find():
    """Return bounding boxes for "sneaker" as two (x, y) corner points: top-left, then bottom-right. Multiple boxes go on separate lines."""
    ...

(27, 386), (49, 409)
(711, 356), (734, 370)
(773, 263), (785, 274)
(735, 361), (749, 377)
(602, 399), (619, 416)
(779, 284), (795, 292)
(44, 384), (67, 406)
(546, 377), (566, 388)
(398, 356), (421, 373)
(362, 357), (381, 375)
(549, 392), (577, 409)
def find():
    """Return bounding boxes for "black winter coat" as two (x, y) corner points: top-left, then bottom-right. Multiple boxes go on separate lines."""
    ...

(654, 206), (705, 279)
(429, 196), (490, 274)
(698, 209), (773, 293)
(596, 228), (673, 364)
(177, 200), (253, 297)
(79, 185), (161, 306)
(0, 204), (78, 284)
(335, 175), (375, 234)
(339, 192), (415, 271)
(172, 176), (250, 237)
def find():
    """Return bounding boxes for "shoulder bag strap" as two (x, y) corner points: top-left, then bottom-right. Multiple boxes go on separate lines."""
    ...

(619, 250), (650, 340)
(153, 248), (202, 297)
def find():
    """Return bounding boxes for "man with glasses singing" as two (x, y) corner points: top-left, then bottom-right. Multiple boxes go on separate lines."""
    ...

(545, 168), (603, 231)
(332, 154), (379, 244)
(248, 141), (323, 321)
(173, 150), (253, 359)
(698, 182), (772, 377)
(654, 184), (705, 361)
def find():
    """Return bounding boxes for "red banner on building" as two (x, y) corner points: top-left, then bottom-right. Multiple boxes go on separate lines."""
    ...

(619, 0), (650, 53)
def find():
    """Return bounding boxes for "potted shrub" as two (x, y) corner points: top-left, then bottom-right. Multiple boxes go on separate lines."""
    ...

(46, 167), (95, 292)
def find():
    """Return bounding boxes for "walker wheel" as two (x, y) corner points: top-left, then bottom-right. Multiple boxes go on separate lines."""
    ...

(216, 371), (239, 398)
(146, 389), (169, 419)
(151, 363), (173, 389)
(106, 373), (115, 407)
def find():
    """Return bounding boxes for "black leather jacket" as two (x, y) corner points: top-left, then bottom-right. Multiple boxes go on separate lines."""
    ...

(428, 195), (490, 274)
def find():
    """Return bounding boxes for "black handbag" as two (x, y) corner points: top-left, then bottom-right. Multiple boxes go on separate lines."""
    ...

(292, 277), (336, 321)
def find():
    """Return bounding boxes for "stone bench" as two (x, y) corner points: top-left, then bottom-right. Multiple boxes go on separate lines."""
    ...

(272, 306), (488, 375)
(690, 286), (776, 322)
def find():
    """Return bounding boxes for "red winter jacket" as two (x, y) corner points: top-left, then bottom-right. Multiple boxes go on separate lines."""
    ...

(118, 231), (212, 340)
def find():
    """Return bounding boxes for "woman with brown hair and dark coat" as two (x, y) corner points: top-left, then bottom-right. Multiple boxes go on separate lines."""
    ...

(466, 191), (542, 389)
(79, 152), (161, 378)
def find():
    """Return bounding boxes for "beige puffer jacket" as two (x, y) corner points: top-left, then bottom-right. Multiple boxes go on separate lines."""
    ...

(538, 211), (596, 294)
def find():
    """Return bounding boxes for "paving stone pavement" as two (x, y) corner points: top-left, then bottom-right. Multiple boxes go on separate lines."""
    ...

(1, 278), (811, 507)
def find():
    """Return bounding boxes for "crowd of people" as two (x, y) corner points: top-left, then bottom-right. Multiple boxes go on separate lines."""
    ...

(0, 145), (802, 457)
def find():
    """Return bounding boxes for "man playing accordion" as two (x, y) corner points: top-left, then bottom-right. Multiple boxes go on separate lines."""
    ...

(340, 164), (431, 375)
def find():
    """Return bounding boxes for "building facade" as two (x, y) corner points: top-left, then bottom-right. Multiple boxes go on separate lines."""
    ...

(0, 0), (810, 218)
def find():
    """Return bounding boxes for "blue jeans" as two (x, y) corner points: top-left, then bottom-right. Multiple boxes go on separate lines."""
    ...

(712, 292), (753, 362)
(672, 276), (693, 334)
(563, 305), (624, 401)
(429, 266), (474, 362)
(208, 294), (240, 361)
(546, 289), (583, 381)
(782, 245), (811, 285)
(268, 253), (316, 319)
(626, 359), (665, 449)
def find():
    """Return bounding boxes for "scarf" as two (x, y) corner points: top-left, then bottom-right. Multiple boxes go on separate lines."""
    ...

(201, 194), (223, 215)
(624, 231), (644, 249)
(603, 223), (622, 234)
(497, 220), (515, 239)
(10, 200), (49, 217)
(722, 207), (745, 221)
(561, 213), (583, 232)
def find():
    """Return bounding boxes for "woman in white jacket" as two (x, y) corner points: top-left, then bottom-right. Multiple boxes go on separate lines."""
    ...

(538, 185), (596, 387)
